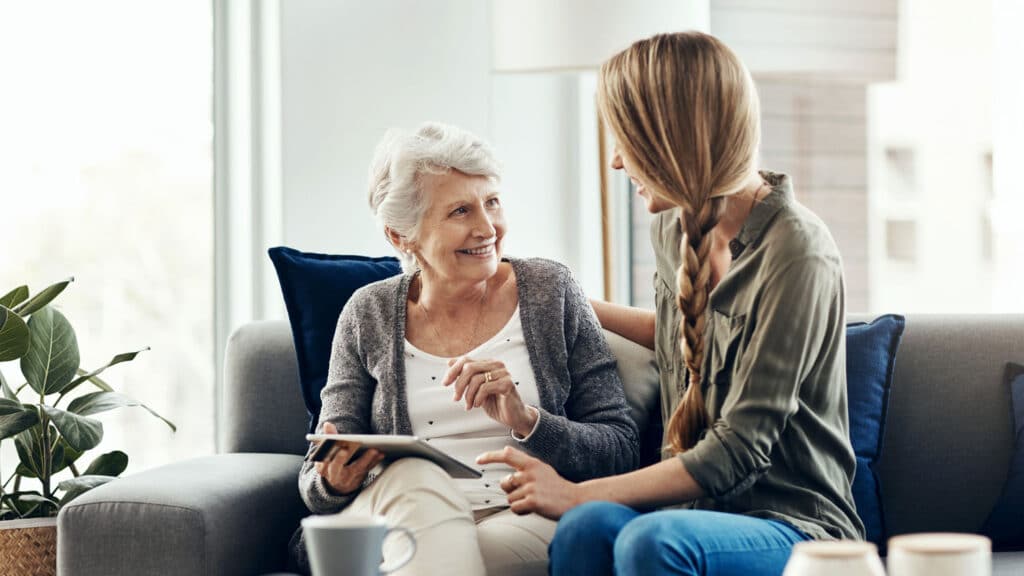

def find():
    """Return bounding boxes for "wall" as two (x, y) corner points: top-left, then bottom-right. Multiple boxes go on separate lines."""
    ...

(277, 0), (601, 297)
(279, 0), (492, 257)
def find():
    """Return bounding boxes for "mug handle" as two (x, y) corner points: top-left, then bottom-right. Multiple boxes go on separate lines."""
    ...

(379, 527), (416, 574)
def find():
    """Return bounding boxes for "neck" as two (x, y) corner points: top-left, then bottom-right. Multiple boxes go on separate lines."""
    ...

(416, 270), (492, 317)
(715, 172), (767, 243)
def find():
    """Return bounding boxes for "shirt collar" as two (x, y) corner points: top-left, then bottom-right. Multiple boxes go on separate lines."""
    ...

(729, 171), (792, 260)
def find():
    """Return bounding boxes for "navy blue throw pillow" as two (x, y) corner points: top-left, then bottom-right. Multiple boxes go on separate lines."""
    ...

(268, 247), (402, 431)
(845, 314), (906, 546)
(981, 362), (1024, 550)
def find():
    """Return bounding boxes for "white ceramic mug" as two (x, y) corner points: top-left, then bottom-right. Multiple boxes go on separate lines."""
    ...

(782, 540), (886, 576)
(302, 514), (416, 576)
(887, 533), (991, 576)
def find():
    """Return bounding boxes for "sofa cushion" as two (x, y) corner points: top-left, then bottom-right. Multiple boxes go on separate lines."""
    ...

(981, 362), (1024, 549)
(845, 314), (905, 546)
(268, 247), (401, 430)
(603, 329), (659, 438)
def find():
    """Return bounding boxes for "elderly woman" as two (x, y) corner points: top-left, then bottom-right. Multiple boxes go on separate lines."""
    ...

(294, 122), (639, 575)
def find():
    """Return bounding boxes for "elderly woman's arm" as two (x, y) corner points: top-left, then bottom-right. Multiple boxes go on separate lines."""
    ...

(517, 267), (640, 481)
(298, 304), (376, 514)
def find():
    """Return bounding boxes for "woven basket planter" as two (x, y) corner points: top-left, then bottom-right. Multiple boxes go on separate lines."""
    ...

(0, 517), (57, 576)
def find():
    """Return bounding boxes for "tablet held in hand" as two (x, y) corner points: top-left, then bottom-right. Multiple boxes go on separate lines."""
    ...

(306, 433), (483, 479)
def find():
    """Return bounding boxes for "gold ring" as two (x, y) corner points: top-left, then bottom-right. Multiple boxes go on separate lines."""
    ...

(484, 371), (493, 383)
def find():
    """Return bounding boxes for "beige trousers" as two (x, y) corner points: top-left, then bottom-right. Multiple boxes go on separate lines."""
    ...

(342, 457), (557, 576)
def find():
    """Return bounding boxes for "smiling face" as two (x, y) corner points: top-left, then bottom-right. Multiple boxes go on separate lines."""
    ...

(610, 146), (674, 213)
(406, 170), (505, 285)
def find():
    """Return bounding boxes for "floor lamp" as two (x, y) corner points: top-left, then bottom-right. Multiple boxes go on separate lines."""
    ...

(490, 0), (709, 301)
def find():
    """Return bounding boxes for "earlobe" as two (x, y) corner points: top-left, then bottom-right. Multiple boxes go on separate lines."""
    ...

(384, 226), (406, 252)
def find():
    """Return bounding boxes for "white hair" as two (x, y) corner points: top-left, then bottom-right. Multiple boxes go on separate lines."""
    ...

(367, 122), (502, 272)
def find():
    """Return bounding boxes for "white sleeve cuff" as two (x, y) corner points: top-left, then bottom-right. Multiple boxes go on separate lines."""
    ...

(511, 406), (541, 442)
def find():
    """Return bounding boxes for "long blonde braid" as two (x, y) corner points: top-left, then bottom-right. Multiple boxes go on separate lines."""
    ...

(598, 32), (761, 453)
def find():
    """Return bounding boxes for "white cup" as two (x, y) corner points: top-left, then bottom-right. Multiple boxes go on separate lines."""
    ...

(887, 533), (991, 576)
(782, 540), (886, 576)
(302, 514), (416, 576)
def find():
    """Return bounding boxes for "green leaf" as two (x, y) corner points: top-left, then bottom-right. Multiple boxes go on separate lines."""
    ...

(0, 370), (17, 400)
(2, 491), (58, 518)
(13, 277), (74, 316)
(57, 475), (115, 506)
(68, 391), (176, 432)
(0, 286), (29, 309)
(15, 463), (36, 478)
(15, 431), (42, 478)
(82, 451), (128, 477)
(0, 305), (31, 362)
(50, 438), (84, 475)
(57, 347), (149, 395)
(42, 406), (103, 452)
(74, 368), (113, 393)
(21, 306), (80, 395)
(0, 399), (39, 440)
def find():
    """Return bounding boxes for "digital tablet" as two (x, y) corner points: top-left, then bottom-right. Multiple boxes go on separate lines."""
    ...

(305, 433), (483, 479)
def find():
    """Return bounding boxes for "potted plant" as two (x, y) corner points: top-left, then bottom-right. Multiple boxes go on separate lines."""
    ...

(0, 278), (175, 575)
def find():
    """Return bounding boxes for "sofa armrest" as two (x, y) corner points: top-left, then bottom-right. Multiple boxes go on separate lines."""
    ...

(58, 453), (306, 576)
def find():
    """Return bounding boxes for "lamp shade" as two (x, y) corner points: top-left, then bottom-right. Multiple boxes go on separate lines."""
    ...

(491, 0), (710, 73)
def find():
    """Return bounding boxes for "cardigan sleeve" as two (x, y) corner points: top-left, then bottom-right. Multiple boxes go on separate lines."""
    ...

(298, 298), (377, 514)
(519, 264), (640, 481)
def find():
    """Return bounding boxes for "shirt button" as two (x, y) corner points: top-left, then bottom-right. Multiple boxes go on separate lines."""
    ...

(728, 239), (743, 259)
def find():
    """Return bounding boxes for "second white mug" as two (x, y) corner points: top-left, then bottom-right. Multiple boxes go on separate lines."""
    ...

(887, 533), (991, 576)
(782, 540), (885, 576)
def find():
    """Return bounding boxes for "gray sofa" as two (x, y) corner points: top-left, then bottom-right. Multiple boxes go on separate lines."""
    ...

(57, 315), (1024, 575)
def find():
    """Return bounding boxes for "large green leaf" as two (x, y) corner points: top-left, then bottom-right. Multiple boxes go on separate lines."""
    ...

(57, 347), (149, 396)
(67, 391), (176, 432)
(0, 399), (38, 440)
(15, 431), (42, 478)
(82, 451), (128, 477)
(21, 307), (80, 395)
(13, 277), (74, 316)
(58, 475), (116, 506)
(42, 406), (103, 452)
(0, 305), (30, 362)
(0, 286), (29, 309)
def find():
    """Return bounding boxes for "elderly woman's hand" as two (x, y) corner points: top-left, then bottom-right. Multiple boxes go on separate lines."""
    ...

(314, 422), (386, 496)
(444, 357), (538, 437)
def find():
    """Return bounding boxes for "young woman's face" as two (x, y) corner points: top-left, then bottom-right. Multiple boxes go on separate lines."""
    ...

(410, 171), (505, 285)
(610, 146), (674, 213)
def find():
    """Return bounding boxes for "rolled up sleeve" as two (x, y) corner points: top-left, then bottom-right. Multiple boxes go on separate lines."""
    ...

(679, 255), (841, 499)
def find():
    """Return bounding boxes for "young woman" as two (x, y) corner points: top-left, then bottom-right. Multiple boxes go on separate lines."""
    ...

(477, 31), (864, 576)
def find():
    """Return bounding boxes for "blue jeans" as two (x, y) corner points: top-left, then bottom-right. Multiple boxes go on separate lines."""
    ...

(549, 502), (811, 576)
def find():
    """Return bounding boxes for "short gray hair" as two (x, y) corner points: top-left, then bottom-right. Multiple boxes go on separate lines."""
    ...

(367, 122), (502, 272)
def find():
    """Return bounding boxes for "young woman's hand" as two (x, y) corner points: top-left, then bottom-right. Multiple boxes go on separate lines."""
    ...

(444, 357), (538, 437)
(476, 446), (582, 520)
(314, 422), (385, 495)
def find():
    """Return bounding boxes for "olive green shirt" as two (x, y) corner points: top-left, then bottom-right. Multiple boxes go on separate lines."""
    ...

(652, 172), (864, 541)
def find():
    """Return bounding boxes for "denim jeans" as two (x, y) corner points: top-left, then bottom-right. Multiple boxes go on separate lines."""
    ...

(549, 501), (812, 576)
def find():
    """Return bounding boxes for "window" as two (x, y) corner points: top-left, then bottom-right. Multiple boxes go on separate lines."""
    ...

(0, 2), (214, 478)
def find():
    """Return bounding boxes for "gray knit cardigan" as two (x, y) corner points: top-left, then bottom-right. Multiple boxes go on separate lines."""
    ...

(298, 257), (640, 514)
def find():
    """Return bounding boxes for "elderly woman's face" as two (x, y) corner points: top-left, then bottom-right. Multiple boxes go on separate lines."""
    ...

(412, 170), (505, 284)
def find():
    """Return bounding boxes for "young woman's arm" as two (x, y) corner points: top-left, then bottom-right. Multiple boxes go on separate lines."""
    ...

(589, 298), (657, 351)
(476, 447), (704, 519)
